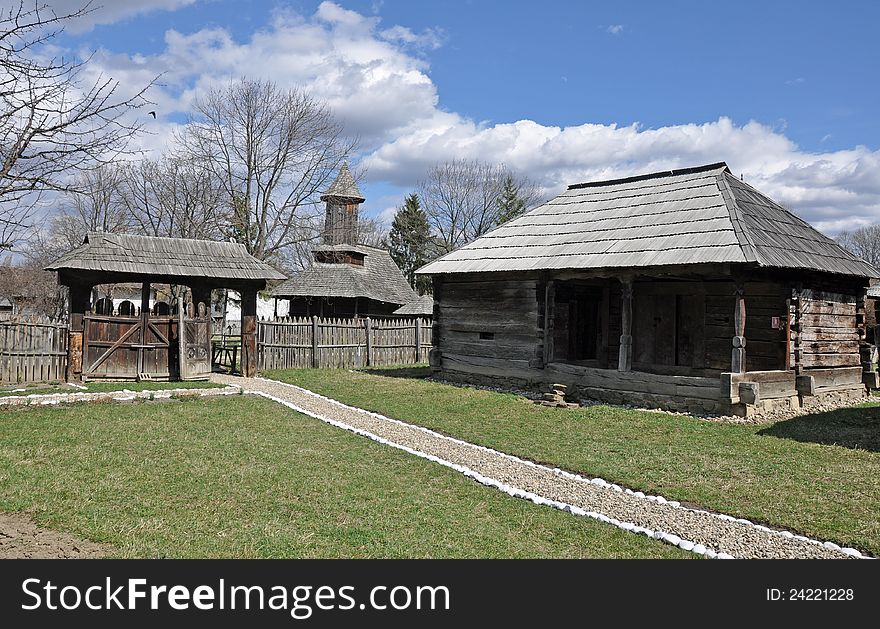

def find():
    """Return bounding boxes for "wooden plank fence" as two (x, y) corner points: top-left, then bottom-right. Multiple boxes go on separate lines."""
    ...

(0, 317), (69, 384)
(258, 316), (432, 370)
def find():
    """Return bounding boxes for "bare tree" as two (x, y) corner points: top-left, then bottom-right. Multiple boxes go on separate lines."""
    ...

(2, 249), (67, 319)
(178, 78), (356, 263)
(0, 1), (154, 250)
(357, 216), (388, 249)
(837, 223), (880, 269)
(118, 156), (222, 240)
(418, 159), (535, 254)
(61, 163), (131, 234)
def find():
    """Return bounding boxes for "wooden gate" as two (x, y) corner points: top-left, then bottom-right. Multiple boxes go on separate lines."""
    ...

(82, 313), (176, 380)
(178, 301), (211, 380)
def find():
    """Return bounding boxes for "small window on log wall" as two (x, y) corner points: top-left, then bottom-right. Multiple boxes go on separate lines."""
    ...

(479, 331), (495, 340)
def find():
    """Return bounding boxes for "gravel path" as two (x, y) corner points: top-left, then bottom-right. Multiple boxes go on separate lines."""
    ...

(214, 374), (865, 559)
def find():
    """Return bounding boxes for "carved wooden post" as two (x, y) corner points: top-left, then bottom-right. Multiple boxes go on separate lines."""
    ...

(241, 288), (258, 377)
(66, 282), (91, 381)
(543, 280), (555, 365)
(136, 282), (151, 379)
(731, 283), (746, 374)
(177, 298), (189, 380)
(791, 286), (803, 375)
(618, 278), (633, 372)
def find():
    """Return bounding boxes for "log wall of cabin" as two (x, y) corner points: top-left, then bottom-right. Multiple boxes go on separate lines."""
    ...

(791, 289), (861, 370)
(433, 271), (869, 398)
(435, 273), (539, 368)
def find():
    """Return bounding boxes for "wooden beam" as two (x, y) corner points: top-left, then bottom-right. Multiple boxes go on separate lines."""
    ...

(785, 295), (792, 371)
(137, 282), (150, 380)
(240, 288), (258, 377)
(731, 283), (746, 374)
(618, 278), (633, 372)
(177, 300), (188, 381)
(66, 282), (91, 381)
(792, 285), (803, 375)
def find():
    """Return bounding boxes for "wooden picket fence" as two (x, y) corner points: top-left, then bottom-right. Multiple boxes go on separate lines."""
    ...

(0, 317), (69, 384)
(258, 316), (432, 370)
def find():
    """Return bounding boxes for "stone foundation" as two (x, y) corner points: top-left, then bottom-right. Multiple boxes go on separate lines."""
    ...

(801, 385), (869, 410)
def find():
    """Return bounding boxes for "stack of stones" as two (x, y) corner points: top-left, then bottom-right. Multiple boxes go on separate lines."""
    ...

(537, 383), (579, 408)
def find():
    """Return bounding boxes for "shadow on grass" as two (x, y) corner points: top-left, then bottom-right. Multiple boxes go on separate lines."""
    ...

(359, 366), (433, 379)
(758, 405), (880, 452)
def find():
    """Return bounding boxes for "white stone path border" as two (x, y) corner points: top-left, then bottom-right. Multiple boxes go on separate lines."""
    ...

(239, 376), (870, 560)
(0, 385), (243, 407)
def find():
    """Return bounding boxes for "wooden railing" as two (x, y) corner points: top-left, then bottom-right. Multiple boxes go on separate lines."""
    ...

(258, 316), (432, 370)
(0, 317), (68, 384)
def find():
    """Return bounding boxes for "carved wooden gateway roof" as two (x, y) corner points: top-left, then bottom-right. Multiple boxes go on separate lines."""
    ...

(46, 232), (285, 285)
(418, 163), (880, 279)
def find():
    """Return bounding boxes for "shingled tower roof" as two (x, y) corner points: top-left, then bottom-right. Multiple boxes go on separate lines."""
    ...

(419, 162), (879, 278)
(320, 163), (365, 202)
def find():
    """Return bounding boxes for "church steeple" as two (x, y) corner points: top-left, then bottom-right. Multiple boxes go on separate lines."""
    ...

(321, 163), (364, 245)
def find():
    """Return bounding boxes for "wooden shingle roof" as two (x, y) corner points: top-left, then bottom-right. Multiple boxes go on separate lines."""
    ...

(393, 294), (434, 316)
(320, 163), (364, 202)
(271, 245), (417, 305)
(46, 232), (285, 282)
(418, 163), (880, 278)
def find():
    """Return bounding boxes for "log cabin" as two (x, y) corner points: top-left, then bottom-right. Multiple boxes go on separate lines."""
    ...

(418, 163), (880, 416)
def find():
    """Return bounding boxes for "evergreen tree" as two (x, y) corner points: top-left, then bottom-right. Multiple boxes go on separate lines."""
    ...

(495, 174), (528, 224)
(389, 194), (433, 294)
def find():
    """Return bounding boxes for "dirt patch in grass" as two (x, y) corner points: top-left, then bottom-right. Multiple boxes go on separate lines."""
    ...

(0, 512), (110, 559)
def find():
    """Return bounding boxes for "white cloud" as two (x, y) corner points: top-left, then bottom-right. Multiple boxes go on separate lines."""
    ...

(75, 2), (879, 234)
(785, 77), (806, 86)
(365, 116), (880, 233)
(380, 24), (444, 50)
(86, 2), (442, 147)
(607, 24), (624, 35)
(43, 0), (199, 33)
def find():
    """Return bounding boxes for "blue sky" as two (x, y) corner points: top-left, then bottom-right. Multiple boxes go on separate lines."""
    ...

(48, 0), (880, 232)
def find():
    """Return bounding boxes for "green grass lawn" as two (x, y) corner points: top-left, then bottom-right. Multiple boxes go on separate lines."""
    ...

(0, 396), (688, 559)
(0, 380), (224, 397)
(265, 368), (880, 556)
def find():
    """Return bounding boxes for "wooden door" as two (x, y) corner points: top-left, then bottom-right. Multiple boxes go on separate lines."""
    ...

(82, 314), (173, 380)
(178, 301), (212, 380)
